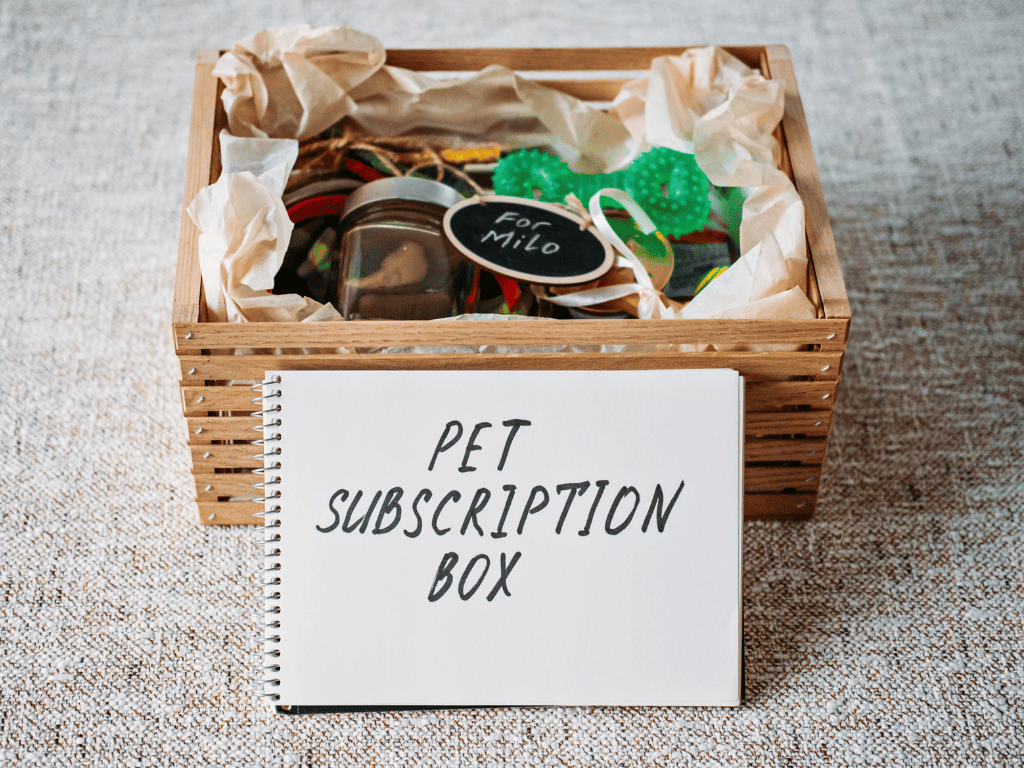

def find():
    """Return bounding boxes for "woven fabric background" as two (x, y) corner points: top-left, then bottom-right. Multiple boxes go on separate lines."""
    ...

(1, 0), (1022, 765)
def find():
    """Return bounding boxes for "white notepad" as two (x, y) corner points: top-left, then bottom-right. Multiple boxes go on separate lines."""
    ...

(257, 368), (743, 708)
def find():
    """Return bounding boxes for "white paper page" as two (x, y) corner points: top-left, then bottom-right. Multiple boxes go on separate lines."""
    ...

(263, 368), (742, 707)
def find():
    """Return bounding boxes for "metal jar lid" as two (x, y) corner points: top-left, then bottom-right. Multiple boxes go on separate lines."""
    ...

(341, 176), (464, 218)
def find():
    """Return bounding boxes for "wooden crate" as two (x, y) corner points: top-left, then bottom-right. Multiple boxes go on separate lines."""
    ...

(174, 45), (850, 526)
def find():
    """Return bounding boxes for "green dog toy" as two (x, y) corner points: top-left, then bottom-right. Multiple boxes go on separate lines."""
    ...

(492, 146), (711, 237)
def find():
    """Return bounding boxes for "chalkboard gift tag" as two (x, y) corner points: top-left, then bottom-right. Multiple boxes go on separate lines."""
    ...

(442, 196), (615, 285)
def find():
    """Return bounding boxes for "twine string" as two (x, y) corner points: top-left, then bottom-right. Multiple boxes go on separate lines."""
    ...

(292, 124), (488, 196)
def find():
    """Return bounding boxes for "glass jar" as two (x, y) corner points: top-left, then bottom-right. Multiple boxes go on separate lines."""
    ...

(333, 177), (474, 320)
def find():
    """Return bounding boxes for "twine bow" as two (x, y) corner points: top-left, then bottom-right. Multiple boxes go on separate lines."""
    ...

(544, 188), (680, 319)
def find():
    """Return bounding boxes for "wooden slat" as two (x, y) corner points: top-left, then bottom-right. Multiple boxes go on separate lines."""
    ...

(745, 465), (821, 493)
(188, 416), (261, 443)
(385, 46), (766, 73)
(746, 411), (831, 437)
(745, 437), (826, 464)
(744, 380), (837, 410)
(814, 318), (849, 352)
(181, 385), (259, 415)
(173, 50), (220, 326)
(190, 444), (262, 471)
(743, 493), (816, 518)
(172, 318), (848, 351)
(762, 46), (850, 320)
(197, 501), (263, 526)
(194, 473), (261, 501)
(763, 44), (826, 323)
(183, 380), (844, 419)
(179, 351), (844, 382)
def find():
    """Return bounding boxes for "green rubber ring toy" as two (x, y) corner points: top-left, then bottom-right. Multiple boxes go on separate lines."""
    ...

(492, 146), (711, 237)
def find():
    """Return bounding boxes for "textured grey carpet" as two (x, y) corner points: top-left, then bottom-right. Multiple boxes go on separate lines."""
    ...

(2, 0), (1022, 765)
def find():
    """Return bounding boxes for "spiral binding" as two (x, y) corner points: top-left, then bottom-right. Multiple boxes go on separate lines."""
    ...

(251, 376), (283, 702)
